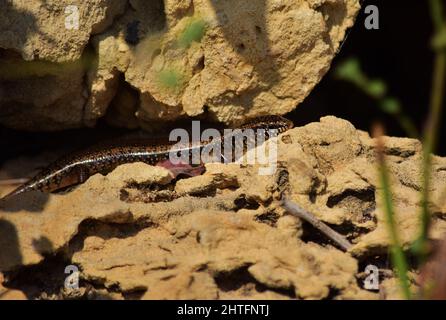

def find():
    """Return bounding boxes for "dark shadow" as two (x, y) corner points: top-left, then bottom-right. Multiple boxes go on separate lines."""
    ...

(0, 47), (95, 130)
(5, 251), (72, 300)
(126, 0), (166, 44)
(288, 0), (446, 155)
(0, 219), (22, 272)
(215, 265), (296, 298)
(125, 20), (141, 45)
(0, 190), (49, 213)
(32, 236), (54, 257)
(2, 231), (119, 299)
(0, 222), (62, 299)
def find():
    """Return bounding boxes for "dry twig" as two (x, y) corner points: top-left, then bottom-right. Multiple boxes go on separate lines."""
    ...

(282, 198), (352, 252)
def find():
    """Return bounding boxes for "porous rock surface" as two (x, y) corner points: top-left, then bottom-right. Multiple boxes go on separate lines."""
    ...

(1, 117), (445, 299)
(0, 0), (360, 130)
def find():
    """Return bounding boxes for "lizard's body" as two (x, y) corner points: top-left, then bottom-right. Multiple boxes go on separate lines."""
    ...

(1, 116), (293, 199)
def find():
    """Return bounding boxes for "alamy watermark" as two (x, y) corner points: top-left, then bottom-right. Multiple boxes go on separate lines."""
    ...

(64, 265), (80, 290)
(168, 121), (279, 176)
(364, 5), (379, 30)
(363, 264), (380, 290)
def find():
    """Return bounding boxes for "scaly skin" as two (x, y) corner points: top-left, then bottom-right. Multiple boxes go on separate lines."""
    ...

(1, 116), (293, 199)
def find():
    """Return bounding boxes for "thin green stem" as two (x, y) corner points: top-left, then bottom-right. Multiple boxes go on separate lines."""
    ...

(418, 51), (446, 263)
(417, 0), (446, 263)
(377, 142), (411, 299)
(335, 58), (418, 138)
(429, 0), (444, 32)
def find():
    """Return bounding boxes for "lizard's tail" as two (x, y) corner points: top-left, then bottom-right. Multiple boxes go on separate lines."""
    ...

(0, 180), (31, 201)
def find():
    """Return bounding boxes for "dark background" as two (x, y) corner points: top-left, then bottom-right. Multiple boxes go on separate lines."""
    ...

(290, 0), (444, 154)
(0, 0), (444, 164)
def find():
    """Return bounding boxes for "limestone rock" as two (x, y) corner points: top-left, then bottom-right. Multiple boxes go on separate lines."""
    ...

(0, 0), (127, 130)
(125, 0), (361, 125)
(0, 57), (87, 130)
(0, 0), (360, 130)
(0, 0), (127, 63)
(1, 117), (444, 299)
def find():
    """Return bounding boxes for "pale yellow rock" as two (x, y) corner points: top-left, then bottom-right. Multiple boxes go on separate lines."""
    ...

(108, 163), (173, 185)
(0, 288), (27, 300)
(1, 117), (445, 299)
(0, 273), (27, 300)
(0, 0), (127, 63)
(71, 210), (362, 300)
(0, 0), (360, 130)
(174, 163), (239, 196)
(0, 0), (127, 130)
